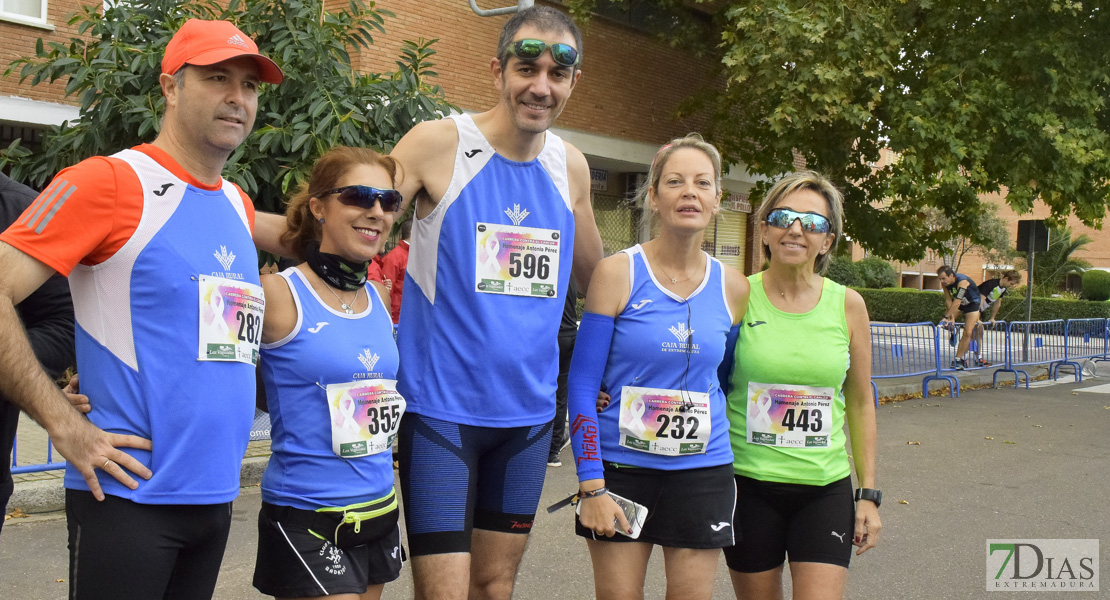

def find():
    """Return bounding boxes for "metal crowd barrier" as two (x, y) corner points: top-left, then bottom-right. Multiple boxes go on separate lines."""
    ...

(869, 318), (1110, 403)
(993, 320), (1067, 388)
(10, 438), (64, 475)
(937, 320), (1008, 373)
(1049, 318), (1109, 382)
(870, 322), (947, 404)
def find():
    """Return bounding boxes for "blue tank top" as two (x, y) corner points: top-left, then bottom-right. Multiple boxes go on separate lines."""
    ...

(65, 148), (257, 504)
(259, 268), (399, 509)
(595, 246), (734, 470)
(396, 114), (575, 427)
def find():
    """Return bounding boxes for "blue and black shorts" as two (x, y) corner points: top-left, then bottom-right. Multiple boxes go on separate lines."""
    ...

(397, 412), (552, 556)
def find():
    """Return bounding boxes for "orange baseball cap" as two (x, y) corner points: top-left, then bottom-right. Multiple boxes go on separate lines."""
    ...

(162, 19), (284, 84)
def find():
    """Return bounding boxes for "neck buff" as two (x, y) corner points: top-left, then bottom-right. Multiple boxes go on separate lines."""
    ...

(304, 240), (369, 291)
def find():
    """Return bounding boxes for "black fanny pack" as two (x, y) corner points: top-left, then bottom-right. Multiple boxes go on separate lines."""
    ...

(264, 491), (399, 549)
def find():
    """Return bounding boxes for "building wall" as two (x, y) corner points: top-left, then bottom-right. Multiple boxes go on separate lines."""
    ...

(0, 0), (85, 103)
(707, 208), (747, 271)
(357, 0), (714, 146)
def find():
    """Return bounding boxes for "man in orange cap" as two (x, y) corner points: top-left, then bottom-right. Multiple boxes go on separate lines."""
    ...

(0, 18), (281, 599)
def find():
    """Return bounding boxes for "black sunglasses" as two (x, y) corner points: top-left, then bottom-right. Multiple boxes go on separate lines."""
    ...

(323, 186), (403, 213)
(504, 39), (580, 68)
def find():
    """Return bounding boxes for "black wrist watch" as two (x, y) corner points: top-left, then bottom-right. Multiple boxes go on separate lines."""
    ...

(855, 488), (882, 507)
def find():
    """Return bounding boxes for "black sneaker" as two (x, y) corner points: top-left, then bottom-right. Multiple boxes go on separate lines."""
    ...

(952, 358), (967, 370)
(547, 457), (562, 467)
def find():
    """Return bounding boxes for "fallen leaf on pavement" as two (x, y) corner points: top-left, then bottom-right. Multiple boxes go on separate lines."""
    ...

(898, 499), (909, 504)
(907, 441), (921, 445)
(985, 437), (994, 440)
(1033, 425), (1042, 428)
(1004, 441), (1016, 444)
(8, 507), (27, 519)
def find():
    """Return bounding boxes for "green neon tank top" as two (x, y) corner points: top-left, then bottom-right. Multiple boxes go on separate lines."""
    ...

(726, 272), (851, 485)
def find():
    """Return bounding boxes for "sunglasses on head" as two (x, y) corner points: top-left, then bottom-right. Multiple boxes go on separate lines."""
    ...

(504, 39), (580, 68)
(766, 208), (832, 234)
(323, 186), (403, 213)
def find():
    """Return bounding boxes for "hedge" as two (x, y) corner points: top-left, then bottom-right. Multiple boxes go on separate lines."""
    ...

(1082, 270), (1110, 301)
(826, 256), (864, 287)
(856, 257), (898, 289)
(855, 287), (1110, 323)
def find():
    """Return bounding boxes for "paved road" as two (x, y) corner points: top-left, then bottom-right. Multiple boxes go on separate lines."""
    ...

(3, 376), (1108, 599)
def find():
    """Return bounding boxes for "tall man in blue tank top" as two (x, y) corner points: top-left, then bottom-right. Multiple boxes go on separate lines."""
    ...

(389, 6), (602, 600)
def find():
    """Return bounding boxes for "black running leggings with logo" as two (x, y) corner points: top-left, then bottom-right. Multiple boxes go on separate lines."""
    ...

(66, 489), (233, 600)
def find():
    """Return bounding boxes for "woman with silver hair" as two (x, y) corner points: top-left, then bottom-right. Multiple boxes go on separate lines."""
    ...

(722, 171), (880, 600)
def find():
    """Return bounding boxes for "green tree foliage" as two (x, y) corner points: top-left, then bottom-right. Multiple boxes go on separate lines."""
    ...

(856, 257), (897, 289)
(1081, 270), (1110, 301)
(825, 255), (864, 287)
(1017, 225), (1092, 296)
(1, 0), (456, 213)
(571, 1), (1110, 261)
(924, 202), (1015, 271)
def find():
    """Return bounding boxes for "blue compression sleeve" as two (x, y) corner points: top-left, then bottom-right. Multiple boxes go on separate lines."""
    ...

(717, 324), (740, 397)
(567, 312), (615, 483)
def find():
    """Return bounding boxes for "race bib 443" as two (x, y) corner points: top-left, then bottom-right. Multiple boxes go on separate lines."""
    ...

(746, 382), (834, 448)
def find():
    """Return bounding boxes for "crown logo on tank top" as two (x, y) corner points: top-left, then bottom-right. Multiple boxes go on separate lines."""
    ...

(358, 349), (380, 372)
(504, 204), (530, 226)
(213, 245), (236, 271)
